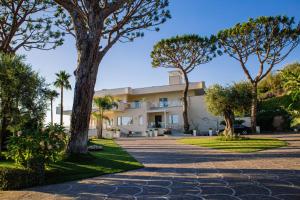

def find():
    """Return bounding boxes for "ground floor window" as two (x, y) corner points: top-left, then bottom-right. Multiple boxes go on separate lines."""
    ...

(169, 114), (179, 124)
(117, 116), (133, 126)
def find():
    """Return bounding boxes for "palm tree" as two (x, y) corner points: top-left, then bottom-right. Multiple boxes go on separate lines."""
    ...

(54, 71), (71, 125)
(92, 96), (118, 139)
(45, 90), (59, 125)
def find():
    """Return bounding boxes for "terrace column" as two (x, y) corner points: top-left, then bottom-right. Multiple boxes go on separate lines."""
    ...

(164, 110), (167, 128)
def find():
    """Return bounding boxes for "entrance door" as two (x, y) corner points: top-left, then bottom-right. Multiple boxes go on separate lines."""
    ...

(155, 115), (162, 128)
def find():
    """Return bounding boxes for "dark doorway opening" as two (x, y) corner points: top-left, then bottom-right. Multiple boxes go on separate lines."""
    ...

(155, 115), (162, 128)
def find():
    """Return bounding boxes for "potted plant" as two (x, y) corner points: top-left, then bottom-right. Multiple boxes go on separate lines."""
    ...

(193, 129), (197, 136)
(154, 128), (158, 137)
(149, 129), (153, 137)
(115, 128), (121, 138)
(208, 128), (213, 136)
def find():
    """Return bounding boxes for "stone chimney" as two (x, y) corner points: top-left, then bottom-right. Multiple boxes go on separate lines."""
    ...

(168, 70), (183, 85)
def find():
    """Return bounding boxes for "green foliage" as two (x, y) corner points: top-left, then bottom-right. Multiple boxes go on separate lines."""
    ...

(281, 64), (300, 111)
(0, 0), (64, 53)
(44, 90), (59, 102)
(217, 16), (300, 130)
(93, 96), (118, 118)
(92, 96), (118, 138)
(1, 139), (142, 189)
(217, 16), (300, 74)
(205, 82), (252, 137)
(54, 70), (72, 90)
(205, 82), (252, 117)
(6, 124), (67, 170)
(151, 34), (219, 72)
(220, 119), (245, 126)
(258, 62), (300, 102)
(0, 53), (49, 150)
(0, 168), (44, 190)
(257, 108), (291, 132)
(258, 72), (284, 99)
(257, 63), (300, 130)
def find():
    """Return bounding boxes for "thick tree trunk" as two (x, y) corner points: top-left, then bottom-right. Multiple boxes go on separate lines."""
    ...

(60, 87), (63, 125)
(182, 71), (190, 133)
(67, 40), (102, 154)
(50, 99), (53, 125)
(224, 109), (235, 138)
(251, 83), (258, 133)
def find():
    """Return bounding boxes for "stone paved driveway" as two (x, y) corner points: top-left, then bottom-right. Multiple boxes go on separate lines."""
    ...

(1, 134), (300, 200)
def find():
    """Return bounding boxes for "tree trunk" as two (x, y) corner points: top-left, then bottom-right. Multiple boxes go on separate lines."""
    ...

(60, 87), (63, 125)
(251, 83), (258, 133)
(0, 103), (9, 151)
(182, 71), (190, 133)
(97, 117), (103, 139)
(50, 99), (53, 125)
(224, 109), (235, 138)
(96, 109), (103, 139)
(0, 116), (8, 151)
(67, 40), (102, 154)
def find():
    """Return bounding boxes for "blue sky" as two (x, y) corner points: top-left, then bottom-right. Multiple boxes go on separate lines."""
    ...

(20, 0), (300, 124)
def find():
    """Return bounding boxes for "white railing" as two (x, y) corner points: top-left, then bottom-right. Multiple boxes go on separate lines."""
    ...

(148, 100), (182, 109)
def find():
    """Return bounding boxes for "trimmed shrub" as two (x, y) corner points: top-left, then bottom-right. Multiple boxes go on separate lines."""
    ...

(0, 168), (44, 190)
(257, 108), (291, 132)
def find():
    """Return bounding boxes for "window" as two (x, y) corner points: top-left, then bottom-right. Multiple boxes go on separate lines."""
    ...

(159, 98), (168, 107)
(117, 116), (133, 126)
(138, 115), (143, 125)
(169, 115), (179, 124)
(133, 100), (141, 108)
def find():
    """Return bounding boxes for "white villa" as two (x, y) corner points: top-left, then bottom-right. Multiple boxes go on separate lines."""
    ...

(61, 71), (228, 136)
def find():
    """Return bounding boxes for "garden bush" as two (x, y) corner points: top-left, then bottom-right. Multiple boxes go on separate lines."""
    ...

(257, 108), (291, 132)
(6, 124), (67, 177)
(0, 168), (44, 190)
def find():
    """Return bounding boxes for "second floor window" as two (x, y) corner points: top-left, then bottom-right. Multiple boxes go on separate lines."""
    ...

(159, 98), (168, 108)
(133, 100), (141, 108)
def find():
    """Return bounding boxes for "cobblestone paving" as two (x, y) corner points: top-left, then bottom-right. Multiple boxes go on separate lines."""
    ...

(1, 134), (300, 200)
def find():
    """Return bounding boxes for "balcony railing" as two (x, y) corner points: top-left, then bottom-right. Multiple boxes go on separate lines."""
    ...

(148, 101), (182, 109)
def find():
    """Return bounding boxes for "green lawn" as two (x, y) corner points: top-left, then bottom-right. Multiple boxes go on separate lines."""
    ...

(179, 137), (287, 153)
(0, 139), (143, 185)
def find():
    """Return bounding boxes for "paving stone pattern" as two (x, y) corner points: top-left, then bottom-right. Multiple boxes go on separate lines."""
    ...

(1, 134), (300, 200)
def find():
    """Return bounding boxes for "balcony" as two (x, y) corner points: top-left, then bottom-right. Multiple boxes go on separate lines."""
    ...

(147, 100), (182, 110)
(110, 101), (143, 111)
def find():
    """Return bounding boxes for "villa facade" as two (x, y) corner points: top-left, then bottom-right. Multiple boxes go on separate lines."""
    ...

(85, 71), (223, 135)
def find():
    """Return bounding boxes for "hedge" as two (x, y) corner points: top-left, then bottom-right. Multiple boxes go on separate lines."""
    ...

(0, 168), (44, 190)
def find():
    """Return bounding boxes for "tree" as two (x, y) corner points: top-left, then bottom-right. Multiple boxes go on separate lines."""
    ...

(0, 53), (48, 151)
(92, 96), (117, 139)
(258, 72), (284, 99)
(281, 64), (300, 112)
(217, 16), (300, 132)
(258, 62), (300, 100)
(53, 0), (171, 153)
(205, 82), (252, 138)
(0, 0), (64, 53)
(151, 35), (218, 133)
(54, 71), (71, 125)
(45, 90), (59, 125)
